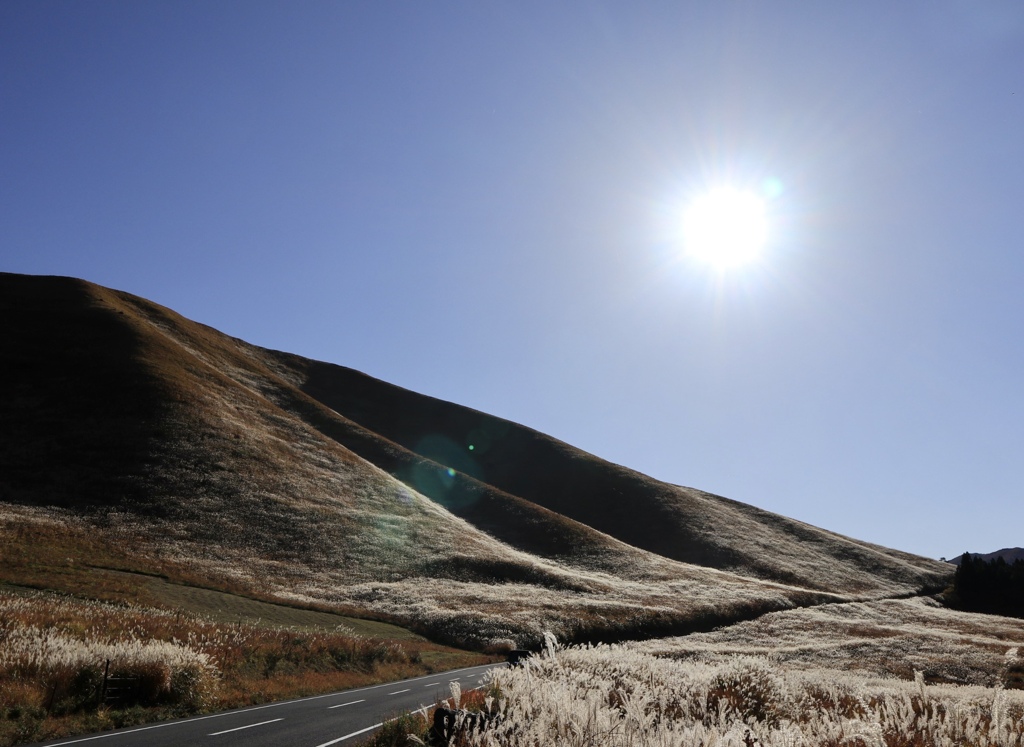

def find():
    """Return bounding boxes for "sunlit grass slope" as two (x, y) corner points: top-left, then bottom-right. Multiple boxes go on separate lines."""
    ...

(632, 596), (1024, 687)
(267, 340), (949, 596)
(0, 272), (950, 647)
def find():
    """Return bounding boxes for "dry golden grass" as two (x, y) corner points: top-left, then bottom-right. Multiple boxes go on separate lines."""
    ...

(278, 342), (952, 596)
(631, 597), (1024, 688)
(0, 512), (416, 638)
(355, 635), (1024, 746)
(0, 589), (491, 747)
(0, 271), (952, 647)
(473, 641), (1024, 747)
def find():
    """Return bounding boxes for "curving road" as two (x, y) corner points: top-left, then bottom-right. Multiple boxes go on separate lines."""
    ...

(32, 663), (502, 747)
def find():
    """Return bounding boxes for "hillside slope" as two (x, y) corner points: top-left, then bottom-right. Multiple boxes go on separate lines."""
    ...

(0, 272), (951, 645)
(265, 347), (944, 596)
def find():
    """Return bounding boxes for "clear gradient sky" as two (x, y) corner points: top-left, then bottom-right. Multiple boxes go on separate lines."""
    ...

(3, 2), (1022, 560)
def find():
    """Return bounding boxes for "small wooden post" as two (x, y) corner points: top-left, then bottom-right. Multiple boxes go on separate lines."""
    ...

(99, 659), (110, 706)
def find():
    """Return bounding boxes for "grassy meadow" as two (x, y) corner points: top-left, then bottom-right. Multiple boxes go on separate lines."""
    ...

(631, 597), (1024, 688)
(0, 588), (490, 747)
(476, 640), (1024, 746)
(362, 634), (1024, 747)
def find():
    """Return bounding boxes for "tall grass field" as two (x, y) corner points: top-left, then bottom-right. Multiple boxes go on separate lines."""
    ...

(371, 635), (1024, 747)
(0, 590), (489, 746)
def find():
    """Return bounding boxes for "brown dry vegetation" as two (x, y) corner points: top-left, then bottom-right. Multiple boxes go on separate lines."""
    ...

(631, 597), (1024, 688)
(357, 626), (1024, 746)
(0, 272), (953, 650)
(394, 641), (1024, 747)
(0, 514), (418, 638)
(0, 589), (488, 747)
(289, 351), (948, 596)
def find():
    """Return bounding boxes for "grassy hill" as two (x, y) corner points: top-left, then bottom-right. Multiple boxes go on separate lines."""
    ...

(0, 272), (952, 647)
(288, 353), (943, 594)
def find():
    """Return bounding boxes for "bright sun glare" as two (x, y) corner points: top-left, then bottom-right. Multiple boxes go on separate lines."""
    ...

(682, 187), (767, 269)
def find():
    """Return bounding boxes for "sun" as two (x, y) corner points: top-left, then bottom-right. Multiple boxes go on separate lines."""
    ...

(682, 187), (768, 269)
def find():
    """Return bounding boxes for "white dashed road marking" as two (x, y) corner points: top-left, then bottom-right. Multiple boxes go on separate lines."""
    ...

(208, 718), (283, 736)
(314, 721), (385, 747)
(327, 699), (365, 709)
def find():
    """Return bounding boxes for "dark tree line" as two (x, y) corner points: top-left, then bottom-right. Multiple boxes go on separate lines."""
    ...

(950, 553), (1024, 618)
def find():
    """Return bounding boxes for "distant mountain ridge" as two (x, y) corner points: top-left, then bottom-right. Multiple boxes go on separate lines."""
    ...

(950, 549), (1024, 566)
(0, 272), (952, 646)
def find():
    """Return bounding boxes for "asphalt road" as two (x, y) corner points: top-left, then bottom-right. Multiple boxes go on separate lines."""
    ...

(33, 663), (502, 747)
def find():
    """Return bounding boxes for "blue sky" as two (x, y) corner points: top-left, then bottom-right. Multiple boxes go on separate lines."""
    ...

(3, 1), (1022, 560)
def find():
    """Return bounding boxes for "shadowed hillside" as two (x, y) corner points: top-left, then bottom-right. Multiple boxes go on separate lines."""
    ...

(0, 272), (951, 646)
(271, 354), (946, 595)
